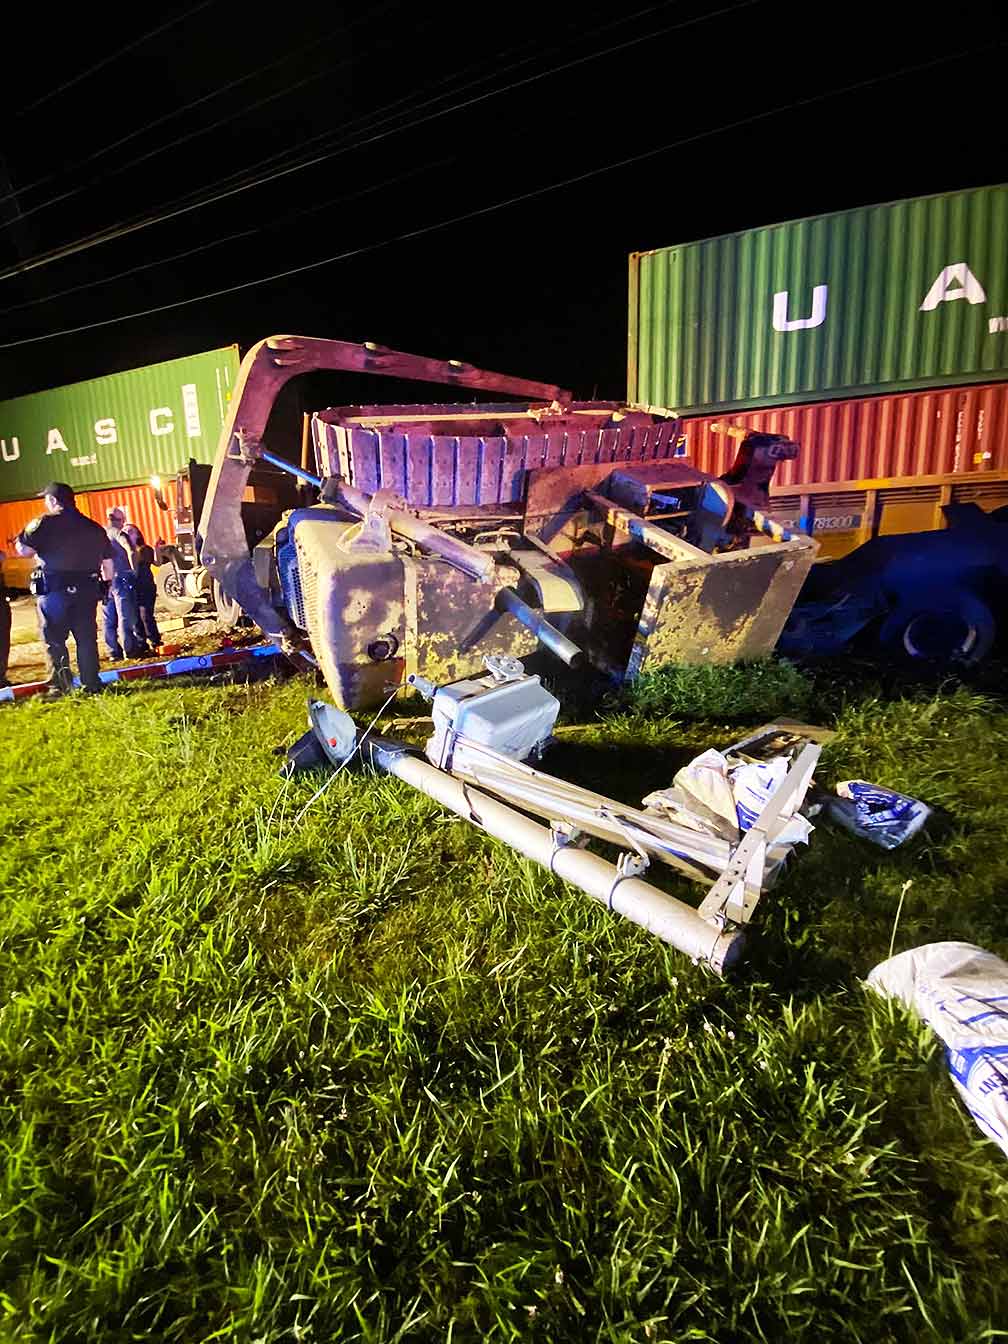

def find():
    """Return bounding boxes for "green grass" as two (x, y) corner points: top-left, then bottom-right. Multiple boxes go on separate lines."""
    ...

(619, 658), (813, 722)
(1, 668), (1007, 1342)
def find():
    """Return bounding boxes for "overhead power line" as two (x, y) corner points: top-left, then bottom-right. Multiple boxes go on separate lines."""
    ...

(0, 0), (685, 231)
(0, 44), (989, 351)
(0, 162), (447, 317)
(0, 0), (414, 225)
(173, 0), (693, 234)
(15, 0), (221, 118)
(0, 13), (380, 209)
(0, 0), (761, 282)
(60, 0), (684, 251)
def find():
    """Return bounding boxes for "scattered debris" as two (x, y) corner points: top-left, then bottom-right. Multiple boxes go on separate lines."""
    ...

(641, 745), (814, 884)
(866, 942), (1008, 1158)
(825, 779), (932, 849)
(0, 642), (282, 704)
(293, 666), (822, 973)
(725, 718), (836, 759)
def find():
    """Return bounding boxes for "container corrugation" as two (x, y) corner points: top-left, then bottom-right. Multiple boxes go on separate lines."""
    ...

(0, 485), (167, 556)
(0, 497), (44, 550)
(77, 485), (168, 548)
(629, 184), (1008, 413)
(0, 346), (239, 503)
(681, 381), (1008, 488)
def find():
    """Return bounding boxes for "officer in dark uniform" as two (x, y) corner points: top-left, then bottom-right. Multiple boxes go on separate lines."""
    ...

(15, 482), (114, 699)
(103, 506), (145, 660)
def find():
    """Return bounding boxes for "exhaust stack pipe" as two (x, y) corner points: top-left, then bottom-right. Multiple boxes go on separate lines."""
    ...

(496, 588), (584, 668)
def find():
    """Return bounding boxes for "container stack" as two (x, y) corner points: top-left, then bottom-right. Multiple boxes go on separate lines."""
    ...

(628, 184), (1008, 551)
(0, 347), (239, 580)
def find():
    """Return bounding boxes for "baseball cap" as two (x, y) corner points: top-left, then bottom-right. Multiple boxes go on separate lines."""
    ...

(38, 482), (75, 506)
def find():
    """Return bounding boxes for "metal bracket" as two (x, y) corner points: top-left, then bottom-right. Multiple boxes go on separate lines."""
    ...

(549, 819), (589, 875)
(698, 742), (821, 927)
(341, 491), (394, 553)
(551, 819), (586, 849)
(228, 429), (262, 465)
(616, 850), (650, 879)
(697, 824), (767, 927)
(483, 654), (526, 683)
(512, 549), (583, 614)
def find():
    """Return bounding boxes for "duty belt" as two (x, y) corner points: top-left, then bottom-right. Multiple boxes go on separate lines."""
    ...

(44, 570), (101, 592)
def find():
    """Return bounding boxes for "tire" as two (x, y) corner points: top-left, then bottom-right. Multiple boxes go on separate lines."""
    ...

(153, 563), (196, 617)
(212, 578), (244, 630)
(876, 587), (996, 667)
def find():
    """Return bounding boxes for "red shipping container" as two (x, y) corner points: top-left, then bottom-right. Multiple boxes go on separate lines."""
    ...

(681, 381), (1008, 489)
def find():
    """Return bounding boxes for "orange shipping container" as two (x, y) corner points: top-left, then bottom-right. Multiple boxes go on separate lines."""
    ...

(76, 484), (170, 549)
(0, 483), (168, 552)
(681, 381), (1008, 488)
(0, 496), (47, 552)
(0, 483), (171, 595)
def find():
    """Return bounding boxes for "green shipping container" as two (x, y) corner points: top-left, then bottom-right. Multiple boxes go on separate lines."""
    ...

(0, 346), (239, 504)
(628, 184), (1008, 414)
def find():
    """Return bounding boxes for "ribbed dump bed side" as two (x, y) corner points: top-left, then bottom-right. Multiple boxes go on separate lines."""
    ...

(312, 403), (684, 508)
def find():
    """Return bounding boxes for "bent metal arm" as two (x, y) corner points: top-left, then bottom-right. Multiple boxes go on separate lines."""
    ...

(197, 335), (570, 638)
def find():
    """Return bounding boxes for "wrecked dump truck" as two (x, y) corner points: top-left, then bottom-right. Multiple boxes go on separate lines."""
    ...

(198, 336), (817, 709)
(194, 336), (826, 973)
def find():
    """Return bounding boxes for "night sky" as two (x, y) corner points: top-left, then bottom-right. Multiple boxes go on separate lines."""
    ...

(1, 0), (1004, 411)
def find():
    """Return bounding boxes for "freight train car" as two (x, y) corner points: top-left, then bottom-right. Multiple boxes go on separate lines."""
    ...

(628, 185), (1008, 665)
(0, 347), (239, 591)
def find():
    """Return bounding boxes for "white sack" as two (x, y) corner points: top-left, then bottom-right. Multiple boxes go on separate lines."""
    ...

(866, 941), (1008, 1159)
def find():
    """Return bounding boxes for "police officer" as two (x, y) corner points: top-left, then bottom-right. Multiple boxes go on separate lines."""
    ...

(104, 506), (146, 660)
(15, 482), (114, 700)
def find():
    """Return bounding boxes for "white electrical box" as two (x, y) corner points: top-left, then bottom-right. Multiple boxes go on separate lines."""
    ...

(426, 664), (560, 769)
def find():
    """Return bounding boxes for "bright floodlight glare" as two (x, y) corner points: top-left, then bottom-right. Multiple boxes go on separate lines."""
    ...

(150, 475), (162, 490)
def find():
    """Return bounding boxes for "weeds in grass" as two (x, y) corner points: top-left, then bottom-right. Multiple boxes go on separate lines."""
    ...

(621, 657), (813, 722)
(0, 671), (1006, 1341)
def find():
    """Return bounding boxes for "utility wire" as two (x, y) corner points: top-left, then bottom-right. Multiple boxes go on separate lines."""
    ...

(0, 5), (400, 210)
(0, 0), (682, 241)
(0, 0), (682, 216)
(3, 0), (417, 228)
(61, 1), (675, 248)
(176, 0), (699, 243)
(15, 0), (221, 118)
(0, 162), (446, 316)
(150, 0), (694, 215)
(0, 44), (988, 351)
(0, 0), (537, 215)
(0, 0), (760, 281)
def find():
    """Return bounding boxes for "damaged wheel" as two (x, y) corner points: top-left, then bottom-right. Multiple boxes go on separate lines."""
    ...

(154, 564), (196, 617)
(876, 587), (995, 666)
